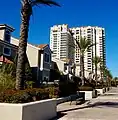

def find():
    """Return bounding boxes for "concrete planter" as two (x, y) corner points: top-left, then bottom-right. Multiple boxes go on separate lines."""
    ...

(106, 87), (111, 91)
(96, 88), (105, 95)
(0, 99), (56, 120)
(79, 90), (96, 100)
(104, 87), (107, 92)
(56, 97), (70, 105)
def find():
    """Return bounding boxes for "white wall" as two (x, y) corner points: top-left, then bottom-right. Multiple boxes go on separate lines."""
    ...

(26, 44), (39, 67)
(11, 37), (39, 67)
(79, 90), (96, 100)
(52, 57), (65, 72)
(75, 66), (80, 77)
(22, 99), (57, 120)
(0, 99), (57, 120)
(0, 103), (22, 120)
(0, 29), (5, 40)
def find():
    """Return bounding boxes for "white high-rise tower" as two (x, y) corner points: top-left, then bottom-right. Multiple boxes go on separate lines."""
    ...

(50, 24), (74, 61)
(71, 26), (106, 77)
(50, 25), (106, 78)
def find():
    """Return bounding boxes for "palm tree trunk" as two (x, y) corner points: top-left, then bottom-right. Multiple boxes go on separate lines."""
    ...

(16, 0), (31, 90)
(80, 53), (84, 86)
(95, 30), (97, 86)
(95, 63), (97, 86)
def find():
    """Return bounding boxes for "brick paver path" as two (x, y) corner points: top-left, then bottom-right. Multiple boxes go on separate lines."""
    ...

(57, 87), (118, 120)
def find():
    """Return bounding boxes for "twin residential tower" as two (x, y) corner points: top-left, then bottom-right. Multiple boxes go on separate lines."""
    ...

(50, 24), (106, 77)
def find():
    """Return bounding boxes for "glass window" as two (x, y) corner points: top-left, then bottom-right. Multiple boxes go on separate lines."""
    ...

(3, 47), (11, 56)
(44, 53), (50, 63)
(4, 30), (11, 43)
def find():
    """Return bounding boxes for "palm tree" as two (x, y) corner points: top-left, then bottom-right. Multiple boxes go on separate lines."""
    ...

(100, 66), (112, 87)
(73, 36), (95, 85)
(105, 68), (113, 87)
(92, 56), (101, 85)
(16, 0), (60, 90)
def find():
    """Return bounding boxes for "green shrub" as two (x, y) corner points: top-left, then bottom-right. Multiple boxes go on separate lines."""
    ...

(0, 88), (49, 103)
(111, 80), (117, 87)
(0, 63), (16, 77)
(0, 73), (15, 91)
(95, 86), (104, 89)
(59, 81), (77, 97)
(78, 86), (93, 91)
(26, 81), (35, 89)
(45, 87), (59, 98)
(0, 62), (33, 89)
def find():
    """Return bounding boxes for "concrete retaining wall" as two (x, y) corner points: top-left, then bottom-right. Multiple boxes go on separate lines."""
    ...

(56, 97), (71, 105)
(0, 99), (57, 120)
(79, 90), (96, 100)
(96, 88), (105, 95)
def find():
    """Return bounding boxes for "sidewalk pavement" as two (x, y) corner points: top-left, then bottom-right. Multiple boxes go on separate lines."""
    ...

(56, 87), (118, 120)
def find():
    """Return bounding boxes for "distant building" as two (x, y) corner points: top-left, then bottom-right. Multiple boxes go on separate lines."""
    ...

(50, 24), (75, 62)
(0, 24), (17, 64)
(50, 24), (106, 78)
(71, 26), (106, 77)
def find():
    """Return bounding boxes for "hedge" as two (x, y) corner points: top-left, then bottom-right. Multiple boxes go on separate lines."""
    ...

(0, 88), (49, 103)
(78, 86), (93, 91)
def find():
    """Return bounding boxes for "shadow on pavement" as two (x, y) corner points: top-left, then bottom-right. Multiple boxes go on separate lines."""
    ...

(51, 101), (118, 119)
(58, 101), (118, 113)
(50, 112), (67, 120)
(90, 101), (118, 108)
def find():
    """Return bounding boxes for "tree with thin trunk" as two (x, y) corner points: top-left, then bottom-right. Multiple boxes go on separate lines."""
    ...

(16, 0), (60, 90)
(104, 68), (113, 87)
(92, 56), (101, 86)
(70, 35), (95, 86)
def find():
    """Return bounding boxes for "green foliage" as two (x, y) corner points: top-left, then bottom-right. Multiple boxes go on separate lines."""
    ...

(0, 88), (49, 103)
(75, 37), (95, 54)
(0, 61), (33, 90)
(116, 81), (118, 85)
(95, 86), (104, 89)
(31, 0), (60, 7)
(111, 80), (117, 87)
(45, 87), (59, 98)
(59, 80), (78, 97)
(0, 73), (15, 91)
(25, 62), (33, 82)
(26, 81), (35, 89)
(0, 63), (16, 77)
(104, 68), (113, 79)
(39, 84), (59, 98)
(50, 69), (61, 82)
(92, 56), (101, 66)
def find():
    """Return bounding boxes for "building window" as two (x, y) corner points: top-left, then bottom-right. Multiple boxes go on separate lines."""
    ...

(4, 30), (11, 43)
(44, 53), (50, 63)
(3, 47), (11, 56)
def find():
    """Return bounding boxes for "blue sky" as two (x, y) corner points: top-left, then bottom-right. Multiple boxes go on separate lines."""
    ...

(0, 0), (118, 77)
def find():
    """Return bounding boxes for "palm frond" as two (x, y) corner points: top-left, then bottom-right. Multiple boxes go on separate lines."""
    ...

(79, 37), (94, 53)
(92, 56), (101, 65)
(87, 43), (95, 50)
(68, 44), (75, 48)
(75, 39), (81, 49)
(69, 30), (81, 49)
(31, 0), (60, 7)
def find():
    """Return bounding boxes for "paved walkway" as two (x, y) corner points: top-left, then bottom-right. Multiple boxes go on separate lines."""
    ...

(57, 87), (118, 120)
